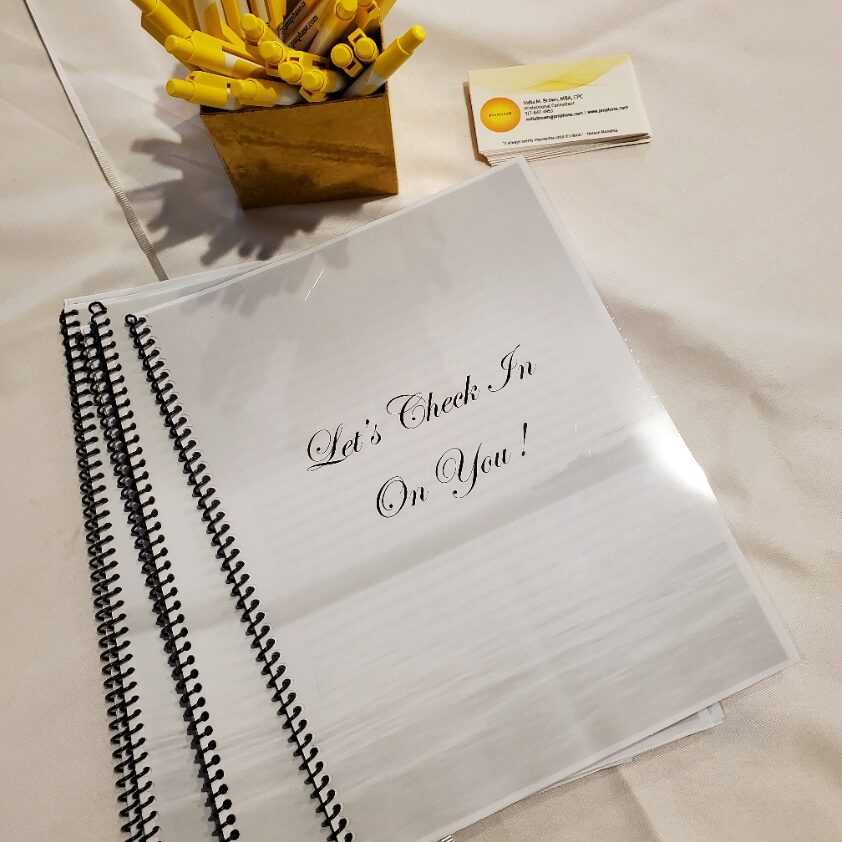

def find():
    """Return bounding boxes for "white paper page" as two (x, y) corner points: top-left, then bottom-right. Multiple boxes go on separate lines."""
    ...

(130, 161), (796, 842)
(551, 703), (723, 787)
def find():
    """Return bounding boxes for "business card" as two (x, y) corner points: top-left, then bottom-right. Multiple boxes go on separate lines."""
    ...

(468, 55), (651, 162)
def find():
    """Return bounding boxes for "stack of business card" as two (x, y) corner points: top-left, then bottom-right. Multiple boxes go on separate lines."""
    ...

(468, 55), (651, 165)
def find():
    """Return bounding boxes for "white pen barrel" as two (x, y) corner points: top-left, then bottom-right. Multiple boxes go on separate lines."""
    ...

(345, 65), (385, 96)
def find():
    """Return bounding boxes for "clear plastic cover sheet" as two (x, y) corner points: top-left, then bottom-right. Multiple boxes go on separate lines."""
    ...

(131, 162), (796, 841)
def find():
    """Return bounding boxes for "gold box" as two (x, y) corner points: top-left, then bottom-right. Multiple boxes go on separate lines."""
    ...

(201, 87), (399, 209)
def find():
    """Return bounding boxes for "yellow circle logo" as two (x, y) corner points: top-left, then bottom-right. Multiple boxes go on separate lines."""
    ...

(480, 97), (521, 133)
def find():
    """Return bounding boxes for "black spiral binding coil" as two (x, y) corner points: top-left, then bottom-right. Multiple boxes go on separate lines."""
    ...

(125, 312), (354, 842)
(60, 309), (159, 842)
(86, 302), (239, 841)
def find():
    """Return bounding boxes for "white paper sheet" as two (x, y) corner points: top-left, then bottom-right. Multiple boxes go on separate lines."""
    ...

(127, 161), (796, 841)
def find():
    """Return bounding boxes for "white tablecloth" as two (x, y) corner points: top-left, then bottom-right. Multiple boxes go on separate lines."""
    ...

(1, 0), (840, 839)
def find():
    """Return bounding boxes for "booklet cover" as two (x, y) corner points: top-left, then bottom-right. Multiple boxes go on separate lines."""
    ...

(63, 257), (727, 842)
(114, 161), (793, 841)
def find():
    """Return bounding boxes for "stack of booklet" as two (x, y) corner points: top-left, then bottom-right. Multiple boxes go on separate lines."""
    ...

(469, 55), (652, 164)
(61, 161), (795, 842)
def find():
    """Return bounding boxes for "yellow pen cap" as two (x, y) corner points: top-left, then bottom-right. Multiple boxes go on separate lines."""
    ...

(345, 22), (423, 96)
(330, 41), (363, 76)
(354, 38), (377, 61)
(335, 0), (357, 19)
(241, 12), (266, 40)
(166, 34), (263, 77)
(232, 76), (301, 105)
(301, 65), (345, 93)
(166, 76), (234, 108)
(351, 32), (377, 62)
(330, 42), (354, 68)
(260, 39), (333, 68)
(278, 60), (305, 84)
(377, 0), (396, 17)
(396, 24), (425, 53)
(164, 35), (196, 62)
(241, 12), (282, 45)
(230, 78), (255, 97)
(369, 24), (424, 77)
(259, 40), (286, 64)
(166, 78), (195, 100)
(166, 35), (196, 64)
(301, 68), (325, 91)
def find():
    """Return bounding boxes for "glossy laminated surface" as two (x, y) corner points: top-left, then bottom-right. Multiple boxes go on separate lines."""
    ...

(130, 162), (796, 841)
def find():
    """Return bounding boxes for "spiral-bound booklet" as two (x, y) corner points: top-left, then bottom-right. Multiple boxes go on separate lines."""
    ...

(61, 160), (795, 841)
(62, 261), (724, 840)
(62, 264), (723, 841)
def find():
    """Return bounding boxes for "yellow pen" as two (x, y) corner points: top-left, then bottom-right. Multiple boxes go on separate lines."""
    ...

(220, 0), (250, 37)
(194, 0), (254, 50)
(300, 66), (348, 101)
(173, 27), (261, 63)
(259, 41), (327, 74)
(348, 26), (377, 63)
(345, 24), (425, 97)
(130, 0), (192, 41)
(277, 59), (306, 85)
(248, 0), (285, 30)
(231, 77), (303, 105)
(140, 15), (173, 48)
(353, 0), (379, 34)
(167, 71), (240, 109)
(286, 0), (330, 50)
(241, 12), (282, 44)
(330, 42), (363, 77)
(194, 0), (225, 35)
(267, 0), (287, 29)
(166, 33), (264, 77)
(309, 0), (357, 57)
(259, 39), (287, 66)
(166, 0), (200, 29)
